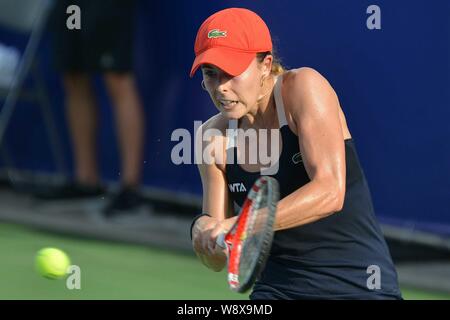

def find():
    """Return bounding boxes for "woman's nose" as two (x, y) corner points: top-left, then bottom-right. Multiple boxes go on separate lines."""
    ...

(216, 73), (232, 92)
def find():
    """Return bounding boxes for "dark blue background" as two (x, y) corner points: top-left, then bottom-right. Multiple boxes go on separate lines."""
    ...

(1, 0), (449, 236)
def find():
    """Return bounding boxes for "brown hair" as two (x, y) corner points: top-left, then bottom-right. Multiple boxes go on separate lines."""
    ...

(256, 50), (285, 76)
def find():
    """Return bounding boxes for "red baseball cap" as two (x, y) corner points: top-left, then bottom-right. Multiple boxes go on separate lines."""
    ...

(190, 8), (273, 78)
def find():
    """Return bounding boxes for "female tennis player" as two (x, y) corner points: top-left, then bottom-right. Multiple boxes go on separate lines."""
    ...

(190, 8), (402, 300)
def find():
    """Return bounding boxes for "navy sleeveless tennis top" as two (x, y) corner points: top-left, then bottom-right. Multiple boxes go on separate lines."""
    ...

(224, 75), (402, 299)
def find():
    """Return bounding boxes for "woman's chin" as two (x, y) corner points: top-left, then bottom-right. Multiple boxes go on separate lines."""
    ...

(222, 113), (241, 120)
(221, 108), (245, 120)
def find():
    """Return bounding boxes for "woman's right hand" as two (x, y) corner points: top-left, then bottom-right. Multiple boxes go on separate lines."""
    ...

(191, 215), (228, 271)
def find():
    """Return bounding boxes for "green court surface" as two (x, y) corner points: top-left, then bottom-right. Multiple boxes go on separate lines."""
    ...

(0, 223), (449, 300)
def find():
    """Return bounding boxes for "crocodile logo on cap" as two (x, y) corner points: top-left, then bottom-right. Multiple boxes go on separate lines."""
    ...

(208, 29), (227, 38)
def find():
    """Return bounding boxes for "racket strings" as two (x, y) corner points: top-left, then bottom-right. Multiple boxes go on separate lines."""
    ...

(238, 187), (270, 283)
(226, 176), (279, 293)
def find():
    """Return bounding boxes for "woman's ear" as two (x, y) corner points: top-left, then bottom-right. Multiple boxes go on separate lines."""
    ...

(263, 54), (273, 77)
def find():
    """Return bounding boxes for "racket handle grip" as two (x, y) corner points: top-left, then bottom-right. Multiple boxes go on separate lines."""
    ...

(216, 233), (226, 248)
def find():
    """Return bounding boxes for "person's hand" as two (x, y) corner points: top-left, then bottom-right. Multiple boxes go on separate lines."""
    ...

(209, 216), (239, 249)
(191, 215), (238, 271)
(192, 215), (218, 256)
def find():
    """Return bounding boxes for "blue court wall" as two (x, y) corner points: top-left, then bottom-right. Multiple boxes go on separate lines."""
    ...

(1, 0), (449, 237)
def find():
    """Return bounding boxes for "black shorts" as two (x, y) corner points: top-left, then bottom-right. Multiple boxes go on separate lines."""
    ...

(50, 0), (136, 73)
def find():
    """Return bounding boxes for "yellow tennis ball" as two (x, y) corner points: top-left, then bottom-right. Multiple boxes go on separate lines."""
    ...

(35, 248), (71, 279)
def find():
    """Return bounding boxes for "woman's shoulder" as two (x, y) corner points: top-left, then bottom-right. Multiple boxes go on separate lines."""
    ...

(281, 67), (337, 108)
(282, 67), (331, 90)
(278, 67), (340, 135)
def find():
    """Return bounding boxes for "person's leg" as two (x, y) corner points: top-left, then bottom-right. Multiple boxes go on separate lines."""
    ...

(103, 72), (144, 188)
(33, 73), (104, 199)
(63, 73), (100, 186)
(34, 1), (105, 200)
(83, 0), (148, 215)
(100, 72), (148, 216)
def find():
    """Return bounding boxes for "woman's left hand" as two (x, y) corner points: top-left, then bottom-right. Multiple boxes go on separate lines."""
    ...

(209, 216), (239, 252)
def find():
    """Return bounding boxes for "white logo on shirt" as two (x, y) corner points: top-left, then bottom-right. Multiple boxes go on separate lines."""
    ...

(292, 152), (303, 164)
(228, 183), (247, 193)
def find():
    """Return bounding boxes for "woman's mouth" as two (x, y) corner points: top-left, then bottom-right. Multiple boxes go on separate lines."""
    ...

(219, 100), (239, 109)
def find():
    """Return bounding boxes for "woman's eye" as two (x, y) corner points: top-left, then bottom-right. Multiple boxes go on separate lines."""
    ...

(203, 70), (217, 77)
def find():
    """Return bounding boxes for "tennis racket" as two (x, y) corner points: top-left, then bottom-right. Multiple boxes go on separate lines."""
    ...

(216, 176), (279, 293)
